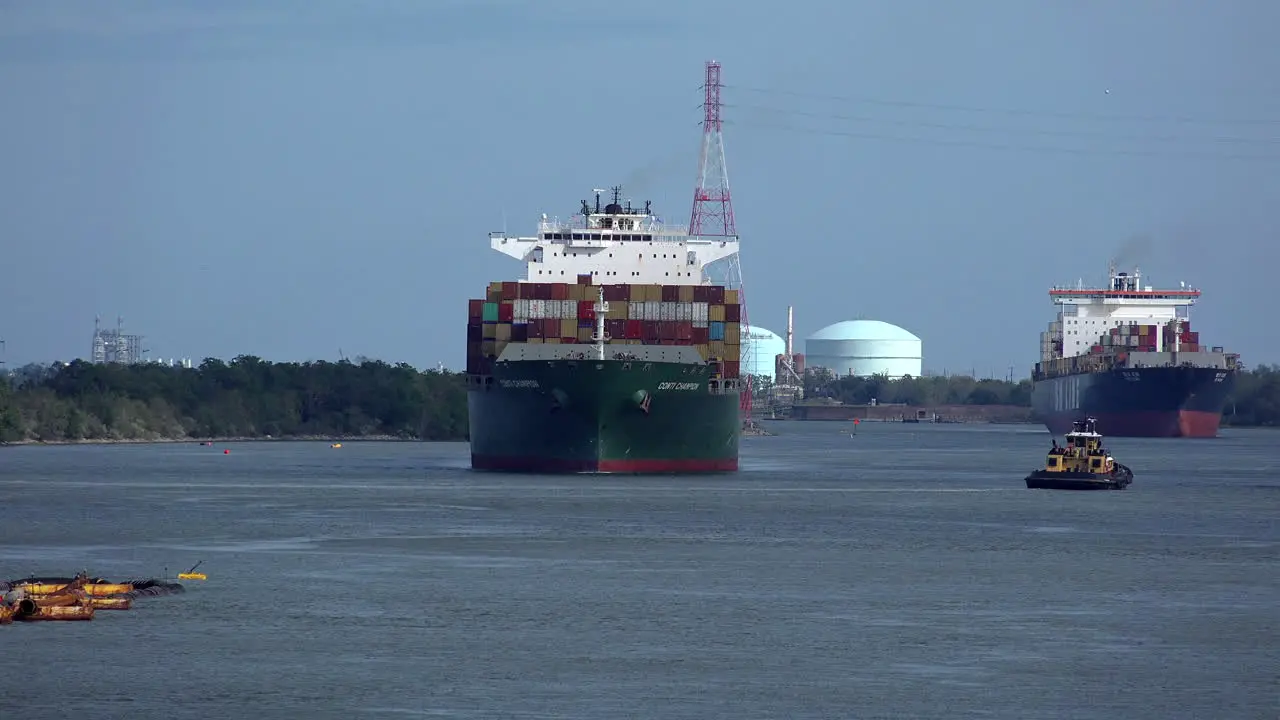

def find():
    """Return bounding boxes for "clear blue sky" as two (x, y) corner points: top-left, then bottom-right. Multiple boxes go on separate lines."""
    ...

(1, 0), (1276, 377)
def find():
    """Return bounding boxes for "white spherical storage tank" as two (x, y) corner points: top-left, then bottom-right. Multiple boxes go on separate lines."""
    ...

(741, 326), (787, 380)
(804, 320), (922, 378)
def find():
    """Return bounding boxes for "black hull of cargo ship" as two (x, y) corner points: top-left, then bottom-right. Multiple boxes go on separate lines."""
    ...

(1032, 365), (1235, 438)
(468, 358), (740, 473)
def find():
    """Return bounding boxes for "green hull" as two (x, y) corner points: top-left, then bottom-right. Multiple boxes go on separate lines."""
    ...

(468, 356), (740, 473)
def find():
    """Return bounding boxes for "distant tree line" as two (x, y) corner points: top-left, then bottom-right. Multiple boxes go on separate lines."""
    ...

(790, 364), (1280, 427)
(0, 356), (468, 443)
(0, 357), (1275, 444)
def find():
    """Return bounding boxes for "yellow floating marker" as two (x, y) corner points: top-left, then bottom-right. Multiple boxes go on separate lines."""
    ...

(176, 561), (206, 581)
(331, 443), (342, 448)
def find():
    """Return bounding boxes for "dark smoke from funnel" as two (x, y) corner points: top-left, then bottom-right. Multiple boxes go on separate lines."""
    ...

(1111, 233), (1155, 270)
(619, 147), (694, 203)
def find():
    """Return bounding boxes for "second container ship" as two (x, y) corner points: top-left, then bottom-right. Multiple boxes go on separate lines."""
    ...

(1031, 262), (1240, 438)
(465, 187), (746, 472)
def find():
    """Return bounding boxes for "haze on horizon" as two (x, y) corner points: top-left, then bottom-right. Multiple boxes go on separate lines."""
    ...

(1, 0), (1277, 378)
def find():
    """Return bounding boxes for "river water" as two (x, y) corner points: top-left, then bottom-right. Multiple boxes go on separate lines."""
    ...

(1, 422), (1276, 719)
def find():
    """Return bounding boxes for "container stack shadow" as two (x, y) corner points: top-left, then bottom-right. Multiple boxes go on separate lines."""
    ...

(0, 572), (185, 624)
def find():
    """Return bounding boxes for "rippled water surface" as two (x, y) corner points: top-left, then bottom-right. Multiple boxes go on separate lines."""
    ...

(1, 422), (1276, 719)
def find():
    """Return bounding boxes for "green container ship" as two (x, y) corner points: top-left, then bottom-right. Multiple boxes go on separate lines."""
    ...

(465, 187), (745, 473)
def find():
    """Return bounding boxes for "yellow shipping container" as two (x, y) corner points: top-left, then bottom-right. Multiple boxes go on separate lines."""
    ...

(725, 344), (741, 361)
(725, 289), (739, 305)
(546, 338), (561, 345)
(488, 281), (503, 296)
(709, 305), (726, 322)
(606, 301), (628, 320)
(679, 285), (695, 303)
(645, 284), (663, 302)
(527, 338), (544, 344)
(495, 323), (512, 342)
(577, 327), (593, 342)
(725, 323), (741, 345)
(495, 340), (508, 358)
(710, 340), (726, 358)
(480, 340), (498, 357)
(695, 343), (711, 360)
(482, 323), (498, 340)
(560, 318), (577, 338)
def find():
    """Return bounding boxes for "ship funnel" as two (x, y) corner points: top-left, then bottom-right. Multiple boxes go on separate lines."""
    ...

(786, 306), (794, 356)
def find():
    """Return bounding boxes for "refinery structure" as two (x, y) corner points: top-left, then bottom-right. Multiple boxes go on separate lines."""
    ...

(805, 319), (923, 379)
(91, 316), (146, 365)
(88, 316), (191, 367)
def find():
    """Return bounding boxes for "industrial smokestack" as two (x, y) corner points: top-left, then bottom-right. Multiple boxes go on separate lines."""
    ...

(786, 306), (794, 356)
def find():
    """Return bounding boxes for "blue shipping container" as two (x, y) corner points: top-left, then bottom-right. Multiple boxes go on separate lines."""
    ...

(709, 321), (725, 341)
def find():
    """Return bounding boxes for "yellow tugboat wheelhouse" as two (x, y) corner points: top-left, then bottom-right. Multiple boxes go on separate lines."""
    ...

(1025, 417), (1134, 490)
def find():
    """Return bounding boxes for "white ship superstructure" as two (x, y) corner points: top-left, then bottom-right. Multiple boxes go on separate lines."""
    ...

(1040, 264), (1200, 361)
(488, 187), (739, 286)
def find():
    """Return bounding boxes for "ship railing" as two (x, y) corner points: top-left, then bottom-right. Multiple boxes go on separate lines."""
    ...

(534, 218), (693, 237)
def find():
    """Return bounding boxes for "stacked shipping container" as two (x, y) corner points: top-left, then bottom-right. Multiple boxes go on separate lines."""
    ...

(1161, 319), (1200, 352)
(1092, 323), (1159, 354)
(1086, 319), (1202, 355)
(466, 278), (744, 378)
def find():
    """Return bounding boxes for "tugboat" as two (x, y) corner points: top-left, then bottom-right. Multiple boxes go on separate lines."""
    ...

(1025, 417), (1134, 490)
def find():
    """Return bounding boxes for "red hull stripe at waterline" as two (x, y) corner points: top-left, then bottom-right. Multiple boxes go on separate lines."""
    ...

(471, 455), (739, 473)
(1042, 410), (1223, 438)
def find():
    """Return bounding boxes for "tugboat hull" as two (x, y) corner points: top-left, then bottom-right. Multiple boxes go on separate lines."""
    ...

(1025, 464), (1133, 491)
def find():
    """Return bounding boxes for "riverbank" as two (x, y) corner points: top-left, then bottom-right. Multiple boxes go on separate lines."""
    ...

(0, 433), (450, 448)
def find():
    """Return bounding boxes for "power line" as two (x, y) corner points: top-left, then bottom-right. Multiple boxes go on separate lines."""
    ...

(725, 103), (1280, 147)
(724, 84), (1280, 127)
(724, 119), (1280, 162)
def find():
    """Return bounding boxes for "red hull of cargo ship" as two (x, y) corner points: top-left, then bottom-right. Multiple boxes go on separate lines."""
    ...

(1041, 410), (1222, 438)
(471, 455), (739, 473)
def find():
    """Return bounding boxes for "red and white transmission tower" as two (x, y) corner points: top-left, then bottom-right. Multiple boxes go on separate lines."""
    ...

(689, 60), (754, 422)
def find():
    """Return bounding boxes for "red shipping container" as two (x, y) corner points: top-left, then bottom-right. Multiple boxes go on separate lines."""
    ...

(511, 323), (529, 342)
(691, 326), (709, 344)
(498, 302), (514, 323)
(659, 321), (678, 340)
(606, 319), (626, 338)
(467, 324), (483, 342)
(625, 319), (642, 339)
(676, 321), (693, 340)
(661, 285), (680, 302)
(604, 284), (631, 302)
(529, 320), (545, 339)
(692, 285), (709, 302)
(501, 282), (520, 300)
(707, 285), (726, 304)
(578, 300), (596, 320)
(1110, 327), (1120, 335)
(723, 360), (740, 378)
(660, 339), (678, 346)
(531, 283), (549, 300)
(642, 320), (661, 342)
(562, 337), (577, 344)
(550, 283), (569, 301)
(793, 354), (805, 374)
(468, 299), (484, 319)
(577, 274), (592, 285)
(725, 304), (741, 323)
